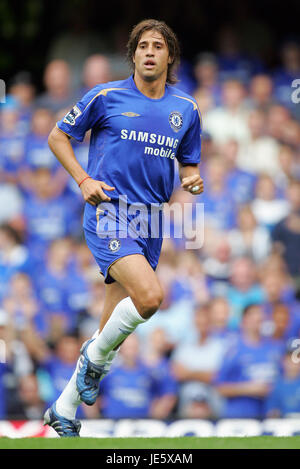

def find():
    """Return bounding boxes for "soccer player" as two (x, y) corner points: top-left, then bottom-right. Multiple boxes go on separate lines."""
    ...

(44, 19), (203, 436)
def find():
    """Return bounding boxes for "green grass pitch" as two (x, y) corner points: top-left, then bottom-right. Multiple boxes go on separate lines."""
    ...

(0, 436), (300, 449)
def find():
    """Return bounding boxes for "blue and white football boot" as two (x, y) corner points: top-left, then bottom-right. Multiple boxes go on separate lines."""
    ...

(75, 339), (107, 406)
(43, 403), (81, 437)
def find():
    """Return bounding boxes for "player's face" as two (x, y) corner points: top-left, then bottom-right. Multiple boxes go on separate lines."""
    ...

(133, 29), (172, 82)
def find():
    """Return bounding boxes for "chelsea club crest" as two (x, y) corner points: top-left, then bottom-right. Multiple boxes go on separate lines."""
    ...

(108, 239), (121, 252)
(169, 111), (183, 132)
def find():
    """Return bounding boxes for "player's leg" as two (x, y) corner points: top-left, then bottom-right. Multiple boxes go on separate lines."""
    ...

(99, 281), (128, 332)
(53, 281), (127, 422)
(86, 253), (163, 366)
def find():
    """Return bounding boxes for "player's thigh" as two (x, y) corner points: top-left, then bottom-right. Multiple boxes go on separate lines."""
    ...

(108, 254), (163, 318)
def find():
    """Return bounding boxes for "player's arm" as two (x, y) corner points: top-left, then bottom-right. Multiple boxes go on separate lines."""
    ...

(178, 162), (204, 195)
(176, 101), (203, 195)
(48, 126), (114, 205)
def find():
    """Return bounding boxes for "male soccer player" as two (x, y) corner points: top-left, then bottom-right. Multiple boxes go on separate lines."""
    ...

(44, 19), (203, 436)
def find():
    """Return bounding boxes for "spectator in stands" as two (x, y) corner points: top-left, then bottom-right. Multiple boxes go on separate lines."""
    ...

(0, 308), (36, 418)
(12, 374), (46, 419)
(35, 60), (77, 113)
(272, 180), (300, 278)
(171, 250), (210, 306)
(226, 257), (264, 329)
(260, 267), (300, 335)
(266, 346), (300, 417)
(248, 74), (275, 112)
(276, 145), (300, 190)
(142, 328), (178, 419)
(22, 167), (78, 262)
(269, 303), (297, 347)
(280, 119), (300, 150)
(215, 304), (281, 418)
(0, 224), (30, 300)
(251, 174), (290, 231)
(200, 156), (237, 231)
(227, 204), (271, 262)
(33, 238), (78, 341)
(202, 235), (232, 294)
(216, 26), (262, 83)
(237, 109), (280, 177)
(209, 297), (238, 351)
(0, 96), (25, 185)
(172, 304), (225, 418)
(273, 41), (300, 114)
(99, 334), (177, 419)
(267, 104), (290, 141)
(222, 139), (257, 205)
(204, 79), (250, 145)
(19, 108), (68, 197)
(193, 53), (221, 106)
(39, 334), (83, 410)
(2, 272), (46, 337)
(81, 54), (112, 94)
(9, 71), (35, 134)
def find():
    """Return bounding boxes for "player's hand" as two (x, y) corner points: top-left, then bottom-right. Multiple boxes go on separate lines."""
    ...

(181, 174), (204, 195)
(79, 178), (115, 205)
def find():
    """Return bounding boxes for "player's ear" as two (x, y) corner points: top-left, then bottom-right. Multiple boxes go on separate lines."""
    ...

(168, 56), (173, 65)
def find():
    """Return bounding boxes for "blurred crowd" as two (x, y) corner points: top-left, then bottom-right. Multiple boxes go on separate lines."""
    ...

(1, 34), (300, 422)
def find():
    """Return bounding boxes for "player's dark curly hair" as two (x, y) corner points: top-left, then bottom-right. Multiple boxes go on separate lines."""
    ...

(126, 19), (180, 85)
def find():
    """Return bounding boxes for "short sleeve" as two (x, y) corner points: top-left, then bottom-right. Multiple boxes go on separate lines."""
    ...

(176, 105), (202, 165)
(56, 86), (106, 142)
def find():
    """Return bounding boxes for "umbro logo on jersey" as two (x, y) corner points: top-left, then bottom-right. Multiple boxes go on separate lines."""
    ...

(121, 112), (140, 117)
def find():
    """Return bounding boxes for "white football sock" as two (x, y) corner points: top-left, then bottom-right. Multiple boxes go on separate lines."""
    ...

(87, 296), (146, 365)
(54, 301), (136, 420)
(55, 365), (82, 420)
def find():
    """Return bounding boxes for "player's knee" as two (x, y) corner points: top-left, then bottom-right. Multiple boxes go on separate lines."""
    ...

(137, 287), (164, 319)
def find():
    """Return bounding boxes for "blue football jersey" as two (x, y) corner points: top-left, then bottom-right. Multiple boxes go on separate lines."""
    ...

(57, 76), (202, 234)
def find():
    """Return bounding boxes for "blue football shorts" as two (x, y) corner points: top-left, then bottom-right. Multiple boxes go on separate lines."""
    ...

(84, 200), (164, 284)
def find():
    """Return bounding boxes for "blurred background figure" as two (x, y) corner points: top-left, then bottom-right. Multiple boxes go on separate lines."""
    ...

(227, 204), (271, 262)
(272, 180), (300, 282)
(215, 304), (281, 419)
(273, 41), (300, 119)
(35, 60), (78, 113)
(171, 304), (225, 418)
(237, 109), (280, 177)
(9, 71), (36, 135)
(99, 334), (177, 419)
(204, 79), (250, 145)
(80, 55), (112, 94)
(248, 74), (275, 112)
(266, 347), (300, 418)
(226, 257), (264, 329)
